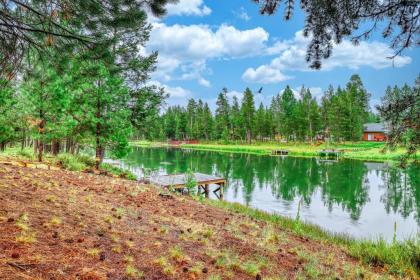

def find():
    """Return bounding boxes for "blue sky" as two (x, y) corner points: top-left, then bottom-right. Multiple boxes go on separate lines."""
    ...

(145, 0), (419, 110)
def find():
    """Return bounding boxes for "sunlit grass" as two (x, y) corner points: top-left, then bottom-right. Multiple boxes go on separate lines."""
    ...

(180, 141), (415, 162)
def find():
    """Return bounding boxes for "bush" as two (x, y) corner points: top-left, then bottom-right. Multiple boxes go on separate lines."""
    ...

(76, 154), (96, 167)
(56, 154), (87, 171)
(17, 149), (34, 160)
(100, 163), (137, 180)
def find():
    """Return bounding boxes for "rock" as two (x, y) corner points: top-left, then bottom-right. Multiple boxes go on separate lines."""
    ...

(202, 267), (208, 274)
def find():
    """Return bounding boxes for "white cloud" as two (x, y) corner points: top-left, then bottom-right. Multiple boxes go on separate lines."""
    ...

(242, 65), (291, 84)
(166, 0), (211, 16)
(149, 81), (191, 98)
(227, 90), (243, 101)
(198, 78), (211, 87)
(148, 23), (269, 86)
(235, 7), (251, 21)
(243, 30), (412, 83)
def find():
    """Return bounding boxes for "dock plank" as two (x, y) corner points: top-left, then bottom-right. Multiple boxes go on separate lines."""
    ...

(150, 172), (226, 188)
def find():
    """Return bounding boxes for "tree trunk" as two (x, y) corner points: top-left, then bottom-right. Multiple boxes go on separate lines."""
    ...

(21, 129), (26, 150)
(34, 139), (38, 155)
(65, 138), (71, 153)
(246, 129), (252, 144)
(38, 115), (45, 162)
(38, 141), (43, 162)
(0, 141), (6, 152)
(51, 139), (60, 156)
(95, 93), (102, 170)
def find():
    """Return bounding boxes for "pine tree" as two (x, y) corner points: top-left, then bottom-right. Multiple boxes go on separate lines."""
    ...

(279, 86), (297, 141)
(215, 88), (231, 140)
(241, 88), (255, 144)
(255, 103), (266, 141)
(0, 80), (16, 150)
(202, 102), (214, 141)
(186, 99), (197, 139)
(231, 96), (242, 141)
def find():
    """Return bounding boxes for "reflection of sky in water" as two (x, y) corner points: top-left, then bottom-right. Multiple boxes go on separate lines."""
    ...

(107, 147), (419, 241)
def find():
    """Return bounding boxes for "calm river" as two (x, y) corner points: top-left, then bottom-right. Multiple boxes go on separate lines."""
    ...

(110, 147), (419, 241)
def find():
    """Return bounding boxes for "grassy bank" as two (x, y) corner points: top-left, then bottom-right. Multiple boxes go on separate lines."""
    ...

(203, 198), (420, 278)
(0, 147), (136, 180)
(177, 141), (413, 162)
(1, 162), (418, 279)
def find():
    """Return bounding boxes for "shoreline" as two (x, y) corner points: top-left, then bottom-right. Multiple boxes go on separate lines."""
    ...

(130, 141), (416, 163)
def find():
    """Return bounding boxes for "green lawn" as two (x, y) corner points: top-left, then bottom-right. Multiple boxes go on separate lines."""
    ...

(167, 141), (412, 162)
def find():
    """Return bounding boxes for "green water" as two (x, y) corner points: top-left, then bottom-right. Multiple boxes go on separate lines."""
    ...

(111, 146), (419, 241)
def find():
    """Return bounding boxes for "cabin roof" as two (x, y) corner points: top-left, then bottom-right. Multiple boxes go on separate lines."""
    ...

(363, 123), (387, 133)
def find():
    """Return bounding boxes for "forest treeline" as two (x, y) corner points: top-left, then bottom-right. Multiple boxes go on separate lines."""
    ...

(141, 75), (418, 144)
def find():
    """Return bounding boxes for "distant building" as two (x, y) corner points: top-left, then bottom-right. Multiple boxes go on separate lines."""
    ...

(363, 123), (388, 141)
(169, 139), (199, 146)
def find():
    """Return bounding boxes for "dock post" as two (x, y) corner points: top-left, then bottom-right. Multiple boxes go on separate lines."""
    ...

(219, 182), (224, 200)
(204, 184), (209, 198)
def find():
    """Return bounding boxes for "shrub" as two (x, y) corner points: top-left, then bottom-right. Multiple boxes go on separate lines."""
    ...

(56, 154), (86, 171)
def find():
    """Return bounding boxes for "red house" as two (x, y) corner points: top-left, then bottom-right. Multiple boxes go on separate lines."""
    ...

(363, 123), (388, 141)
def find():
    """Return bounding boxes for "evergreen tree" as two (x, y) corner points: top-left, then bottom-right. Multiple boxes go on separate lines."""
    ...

(241, 88), (255, 144)
(231, 96), (243, 141)
(186, 99), (197, 139)
(255, 103), (266, 141)
(0, 80), (16, 150)
(202, 102), (214, 141)
(296, 87), (320, 141)
(378, 75), (420, 164)
(20, 54), (75, 162)
(279, 86), (297, 141)
(215, 88), (230, 141)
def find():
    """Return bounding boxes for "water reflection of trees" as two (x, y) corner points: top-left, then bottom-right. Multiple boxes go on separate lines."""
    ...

(380, 164), (420, 225)
(124, 148), (419, 223)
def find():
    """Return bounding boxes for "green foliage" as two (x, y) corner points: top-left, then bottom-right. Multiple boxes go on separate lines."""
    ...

(377, 74), (419, 165)
(184, 169), (197, 194)
(100, 163), (137, 180)
(56, 154), (88, 171)
(0, 80), (15, 144)
(348, 238), (420, 277)
(241, 88), (255, 143)
(144, 74), (382, 145)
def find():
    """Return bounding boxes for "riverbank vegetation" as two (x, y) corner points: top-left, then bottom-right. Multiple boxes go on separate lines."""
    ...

(0, 147), (136, 179)
(1, 162), (418, 279)
(131, 140), (413, 162)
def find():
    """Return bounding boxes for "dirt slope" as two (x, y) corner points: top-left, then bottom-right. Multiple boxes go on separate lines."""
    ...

(0, 163), (388, 279)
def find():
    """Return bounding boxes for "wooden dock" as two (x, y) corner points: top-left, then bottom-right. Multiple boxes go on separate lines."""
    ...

(271, 149), (289, 156)
(150, 172), (226, 199)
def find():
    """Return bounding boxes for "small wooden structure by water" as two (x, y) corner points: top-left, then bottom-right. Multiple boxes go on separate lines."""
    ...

(318, 149), (342, 159)
(271, 149), (289, 156)
(150, 172), (226, 199)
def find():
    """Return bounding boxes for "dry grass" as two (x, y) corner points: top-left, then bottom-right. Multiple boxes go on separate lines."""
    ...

(0, 163), (399, 279)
